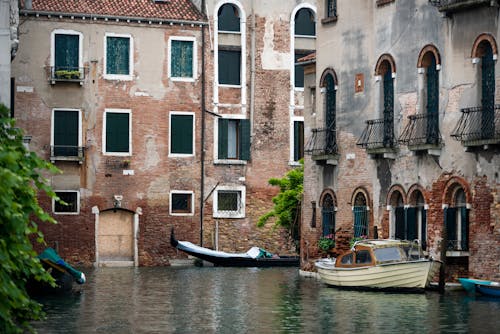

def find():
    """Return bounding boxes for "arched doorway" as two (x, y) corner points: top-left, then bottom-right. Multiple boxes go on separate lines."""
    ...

(353, 192), (369, 237)
(321, 193), (335, 237)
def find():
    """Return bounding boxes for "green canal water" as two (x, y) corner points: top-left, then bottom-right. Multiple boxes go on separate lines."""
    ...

(32, 267), (500, 333)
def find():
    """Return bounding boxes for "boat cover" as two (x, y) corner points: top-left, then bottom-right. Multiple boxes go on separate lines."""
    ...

(177, 241), (274, 259)
(38, 248), (86, 284)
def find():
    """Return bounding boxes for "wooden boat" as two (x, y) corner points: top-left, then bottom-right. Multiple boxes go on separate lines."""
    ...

(27, 248), (86, 295)
(170, 230), (299, 267)
(459, 278), (500, 297)
(315, 239), (441, 291)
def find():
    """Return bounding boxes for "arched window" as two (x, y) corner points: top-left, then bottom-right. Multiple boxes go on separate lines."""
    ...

(322, 193), (335, 237)
(218, 4), (240, 32)
(324, 73), (337, 154)
(353, 192), (369, 238)
(392, 191), (405, 240)
(294, 8), (315, 36)
(445, 188), (469, 251)
(381, 61), (394, 148)
(407, 190), (427, 249)
(423, 53), (439, 144)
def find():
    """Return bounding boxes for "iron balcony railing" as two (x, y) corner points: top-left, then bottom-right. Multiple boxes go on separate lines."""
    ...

(357, 118), (396, 150)
(50, 145), (85, 163)
(429, 0), (497, 12)
(47, 66), (86, 84)
(451, 105), (500, 145)
(305, 128), (338, 157)
(399, 113), (442, 147)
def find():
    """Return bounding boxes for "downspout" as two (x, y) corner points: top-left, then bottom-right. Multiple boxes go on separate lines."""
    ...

(250, 1), (255, 136)
(200, 0), (206, 247)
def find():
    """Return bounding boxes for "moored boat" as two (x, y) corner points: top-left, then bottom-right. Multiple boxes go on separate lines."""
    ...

(170, 230), (299, 267)
(315, 239), (441, 291)
(458, 278), (500, 297)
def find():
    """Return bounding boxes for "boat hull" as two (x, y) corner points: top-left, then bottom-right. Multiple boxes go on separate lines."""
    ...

(459, 278), (500, 297)
(316, 259), (439, 290)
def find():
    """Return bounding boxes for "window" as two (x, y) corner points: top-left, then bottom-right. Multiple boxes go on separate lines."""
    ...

(322, 193), (335, 237)
(217, 118), (250, 161)
(104, 33), (133, 80)
(218, 49), (241, 85)
(374, 247), (402, 263)
(325, 0), (337, 19)
(218, 3), (240, 32)
(294, 8), (315, 36)
(355, 250), (372, 264)
(353, 192), (369, 238)
(382, 62), (395, 148)
(445, 189), (469, 251)
(340, 253), (353, 265)
(51, 29), (82, 79)
(53, 191), (79, 214)
(170, 191), (194, 215)
(213, 185), (245, 218)
(480, 42), (495, 139)
(293, 120), (304, 162)
(52, 109), (81, 157)
(294, 51), (309, 88)
(103, 109), (131, 155)
(169, 112), (194, 156)
(169, 37), (196, 81)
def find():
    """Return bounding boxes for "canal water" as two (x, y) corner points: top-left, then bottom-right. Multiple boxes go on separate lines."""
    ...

(33, 266), (500, 333)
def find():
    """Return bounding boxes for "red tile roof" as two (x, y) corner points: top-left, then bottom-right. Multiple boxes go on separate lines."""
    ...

(296, 52), (316, 64)
(22, 0), (205, 22)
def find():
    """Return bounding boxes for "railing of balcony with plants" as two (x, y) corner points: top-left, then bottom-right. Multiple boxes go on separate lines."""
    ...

(399, 113), (442, 147)
(451, 105), (500, 144)
(356, 118), (396, 150)
(50, 145), (85, 162)
(47, 66), (86, 84)
(305, 128), (338, 156)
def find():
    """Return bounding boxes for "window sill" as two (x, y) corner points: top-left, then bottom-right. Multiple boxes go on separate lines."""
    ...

(446, 251), (470, 257)
(294, 87), (304, 92)
(169, 153), (195, 158)
(294, 35), (317, 39)
(213, 212), (245, 219)
(289, 161), (302, 166)
(218, 84), (242, 88)
(169, 77), (196, 83)
(104, 74), (133, 81)
(170, 212), (194, 216)
(376, 0), (395, 6)
(103, 152), (132, 157)
(53, 211), (80, 215)
(321, 16), (338, 25)
(214, 159), (247, 165)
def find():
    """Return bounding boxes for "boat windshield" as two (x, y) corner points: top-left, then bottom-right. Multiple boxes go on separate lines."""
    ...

(373, 247), (405, 263)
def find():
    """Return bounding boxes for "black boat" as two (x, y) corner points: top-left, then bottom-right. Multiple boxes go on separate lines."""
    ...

(170, 230), (299, 267)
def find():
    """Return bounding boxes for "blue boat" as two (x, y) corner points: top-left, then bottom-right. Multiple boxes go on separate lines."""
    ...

(458, 278), (500, 297)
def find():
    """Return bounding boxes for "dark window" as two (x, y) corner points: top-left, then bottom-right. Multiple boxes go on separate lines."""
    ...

(294, 121), (304, 161)
(383, 67), (394, 148)
(426, 55), (439, 144)
(170, 114), (193, 154)
(218, 50), (241, 85)
(295, 8), (315, 36)
(218, 4), (240, 32)
(171, 193), (192, 214)
(294, 52), (309, 88)
(326, 0), (337, 18)
(106, 112), (130, 153)
(355, 250), (372, 264)
(445, 189), (469, 251)
(353, 193), (369, 238)
(54, 110), (79, 156)
(55, 34), (79, 71)
(322, 193), (335, 236)
(218, 118), (250, 160)
(106, 36), (130, 75)
(481, 43), (495, 138)
(54, 191), (78, 213)
(340, 253), (353, 265)
(217, 191), (240, 212)
(171, 40), (194, 78)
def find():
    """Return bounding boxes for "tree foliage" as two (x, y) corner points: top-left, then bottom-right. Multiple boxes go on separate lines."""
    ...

(0, 104), (59, 333)
(257, 160), (303, 251)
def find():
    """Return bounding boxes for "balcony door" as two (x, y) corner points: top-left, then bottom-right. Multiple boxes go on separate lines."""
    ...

(53, 110), (79, 156)
(426, 56), (439, 144)
(481, 43), (495, 139)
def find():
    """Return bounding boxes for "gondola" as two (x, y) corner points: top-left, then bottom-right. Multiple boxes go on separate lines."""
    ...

(170, 229), (299, 267)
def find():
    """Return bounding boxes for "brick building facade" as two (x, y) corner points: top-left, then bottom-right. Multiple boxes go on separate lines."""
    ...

(301, 0), (500, 281)
(12, 0), (316, 266)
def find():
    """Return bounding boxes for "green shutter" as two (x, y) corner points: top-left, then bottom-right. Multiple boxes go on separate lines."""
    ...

(406, 207), (417, 241)
(421, 208), (427, 250)
(107, 36), (130, 75)
(171, 40), (193, 78)
(461, 208), (469, 250)
(106, 113), (129, 153)
(54, 110), (78, 156)
(218, 118), (228, 159)
(55, 34), (79, 70)
(218, 50), (241, 85)
(293, 121), (304, 161)
(171, 114), (193, 154)
(445, 207), (457, 250)
(395, 207), (405, 240)
(239, 119), (251, 160)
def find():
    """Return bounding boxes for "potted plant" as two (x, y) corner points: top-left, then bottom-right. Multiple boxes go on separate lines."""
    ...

(318, 234), (335, 252)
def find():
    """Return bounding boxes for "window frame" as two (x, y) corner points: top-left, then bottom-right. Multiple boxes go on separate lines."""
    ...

(103, 108), (132, 156)
(168, 36), (197, 82)
(217, 3), (241, 33)
(51, 108), (82, 157)
(103, 32), (133, 81)
(170, 190), (194, 216)
(214, 115), (250, 164)
(213, 185), (246, 218)
(169, 111), (195, 157)
(218, 48), (242, 87)
(53, 190), (80, 215)
(51, 29), (83, 72)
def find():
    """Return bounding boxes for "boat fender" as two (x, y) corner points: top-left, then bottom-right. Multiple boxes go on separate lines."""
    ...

(77, 272), (86, 284)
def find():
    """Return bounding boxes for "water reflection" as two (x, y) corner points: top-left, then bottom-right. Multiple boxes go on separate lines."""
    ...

(33, 267), (500, 333)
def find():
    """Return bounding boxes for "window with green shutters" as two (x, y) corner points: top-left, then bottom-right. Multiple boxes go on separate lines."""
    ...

(294, 8), (315, 36)
(170, 113), (194, 155)
(53, 110), (79, 156)
(105, 111), (130, 154)
(218, 118), (250, 161)
(54, 33), (79, 71)
(218, 50), (241, 85)
(105, 34), (131, 77)
(170, 39), (194, 79)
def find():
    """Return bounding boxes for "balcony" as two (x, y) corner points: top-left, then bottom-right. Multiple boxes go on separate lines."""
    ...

(305, 128), (339, 163)
(50, 146), (85, 163)
(429, 0), (499, 14)
(357, 118), (397, 157)
(399, 113), (442, 154)
(47, 66), (86, 85)
(451, 105), (500, 147)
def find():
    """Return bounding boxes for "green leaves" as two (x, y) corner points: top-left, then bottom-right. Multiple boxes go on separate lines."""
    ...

(0, 104), (58, 333)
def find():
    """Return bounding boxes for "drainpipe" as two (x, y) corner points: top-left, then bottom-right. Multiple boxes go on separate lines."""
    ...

(200, 0), (206, 247)
(250, 1), (255, 137)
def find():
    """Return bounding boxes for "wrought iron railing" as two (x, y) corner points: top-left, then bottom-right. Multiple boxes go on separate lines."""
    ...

(357, 118), (396, 150)
(429, 0), (496, 11)
(305, 127), (338, 156)
(399, 113), (441, 147)
(451, 105), (500, 144)
(447, 239), (469, 251)
(50, 145), (85, 162)
(47, 66), (86, 84)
